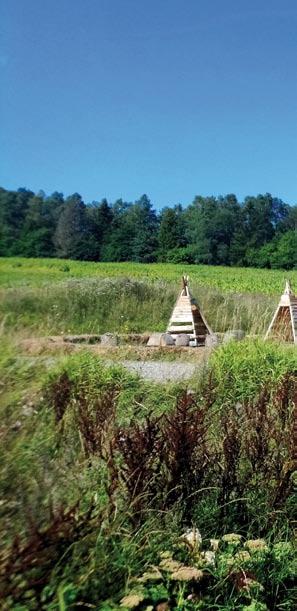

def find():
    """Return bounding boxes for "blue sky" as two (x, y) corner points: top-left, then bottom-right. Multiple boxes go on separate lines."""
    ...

(1, 0), (297, 208)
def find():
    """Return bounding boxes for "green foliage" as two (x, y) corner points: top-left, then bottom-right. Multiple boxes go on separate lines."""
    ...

(87, 198), (113, 259)
(210, 339), (297, 403)
(157, 205), (186, 260)
(2, 257), (296, 293)
(113, 533), (296, 610)
(1, 260), (296, 338)
(0, 340), (296, 608)
(100, 199), (135, 262)
(0, 273), (278, 336)
(130, 195), (158, 263)
(271, 230), (297, 269)
(100, 195), (158, 263)
(164, 246), (194, 264)
(246, 230), (297, 270)
(0, 188), (34, 255)
(45, 351), (175, 424)
(54, 193), (98, 260)
(0, 259), (296, 608)
(0, 186), (296, 268)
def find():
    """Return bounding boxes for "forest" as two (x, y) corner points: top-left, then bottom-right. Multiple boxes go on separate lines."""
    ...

(0, 186), (296, 269)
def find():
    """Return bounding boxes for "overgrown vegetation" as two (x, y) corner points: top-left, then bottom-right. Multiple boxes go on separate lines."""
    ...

(0, 263), (296, 608)
(2, 262), (297, 339)
(0, 276), (278, 336)
(0, 341), (296, 609)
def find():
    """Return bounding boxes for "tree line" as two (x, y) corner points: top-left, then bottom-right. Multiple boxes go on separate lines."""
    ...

(0, 186), (296, 269)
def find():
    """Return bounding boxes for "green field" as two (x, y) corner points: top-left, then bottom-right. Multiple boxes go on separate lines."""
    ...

(1, 257), (296, 338)
(1, 256), (296, 293)
(0, 258), (296, 610)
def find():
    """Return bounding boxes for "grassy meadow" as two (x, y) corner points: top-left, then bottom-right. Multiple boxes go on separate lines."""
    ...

(1, 256), (297, 338)
(1, 256), (297, 292)
(0, 258), (296, 610)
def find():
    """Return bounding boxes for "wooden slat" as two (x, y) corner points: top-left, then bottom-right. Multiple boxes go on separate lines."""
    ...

(290, 305), (297, 341)
(176, 298), (192, 304)
(170, 331), (195, 336)
(266, 282), (297, 343)
(166, 279), (213, 340)
(170, 307), (193, 313)
(168, 325), (194, 333)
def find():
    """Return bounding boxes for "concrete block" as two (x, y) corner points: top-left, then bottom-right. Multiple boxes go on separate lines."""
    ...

(205, 333), (220, 348)
(147, 333), (163, 347)
(160, 333), (175, 346)
(175, 334), (190, 347)
(100, 333), (119, 346)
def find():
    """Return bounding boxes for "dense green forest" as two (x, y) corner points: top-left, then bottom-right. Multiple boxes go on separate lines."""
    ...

(0, 187), (296, 268)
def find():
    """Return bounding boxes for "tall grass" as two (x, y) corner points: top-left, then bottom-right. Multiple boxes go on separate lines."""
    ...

(1, 258), (296, 609)
(0, 276), (276, 336)
(0, 342), (296, 608)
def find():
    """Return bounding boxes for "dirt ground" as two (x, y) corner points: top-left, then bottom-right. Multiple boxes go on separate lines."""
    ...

(18, 335), (210, 381)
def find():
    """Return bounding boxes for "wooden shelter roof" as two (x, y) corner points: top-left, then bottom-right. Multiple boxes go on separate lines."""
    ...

(167, 276), (212, 343)
(265, 280), (297, 344)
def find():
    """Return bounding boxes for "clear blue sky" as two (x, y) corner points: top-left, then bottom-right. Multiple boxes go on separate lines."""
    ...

(1, 0), (297, 208)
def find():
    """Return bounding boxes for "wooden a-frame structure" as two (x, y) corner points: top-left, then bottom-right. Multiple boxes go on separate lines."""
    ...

(265, 280), (297, 344)
(167, 276), (212, 345)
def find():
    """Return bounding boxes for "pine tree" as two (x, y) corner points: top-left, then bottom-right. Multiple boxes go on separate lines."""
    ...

(100, 200), (135, 261)
(0, 188), (33, 255)
(54, 193), (97, 260)
(157, 205), (187, 260)
(87, 199), (113, 259)
(19, 194), (54, 257)
(130, 194), (158, 262)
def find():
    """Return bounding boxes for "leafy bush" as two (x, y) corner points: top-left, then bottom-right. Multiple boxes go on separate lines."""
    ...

(0, 343), (296, 608)
(114, 531), (296, 611)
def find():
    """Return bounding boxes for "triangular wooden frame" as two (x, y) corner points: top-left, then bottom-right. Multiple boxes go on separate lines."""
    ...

(265, 280), (297, 344)
(167, 276), (213, 344)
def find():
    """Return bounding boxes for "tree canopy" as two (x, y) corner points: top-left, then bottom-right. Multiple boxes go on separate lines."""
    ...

(0, 186), (296, 269)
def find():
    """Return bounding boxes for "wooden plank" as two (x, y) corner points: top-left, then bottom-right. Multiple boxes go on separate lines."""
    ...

(289, 304), (297, 341)
(266, 282), (297, 343)
(170, 332), (207, 338)
(168, 324), (194, 331)
(176, 298), (192, 304)
(172, 307), (192, 314)
(166, 279), (212, 340)
(171, 307), (193, 314)
(168, 325), (194, 332)
(169, 312), (193, 320)
(267, 306), (294, 342)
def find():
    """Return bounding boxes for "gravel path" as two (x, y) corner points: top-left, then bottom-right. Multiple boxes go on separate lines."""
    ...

(17, 356), (198, 383)
(120, 360), (196, 382)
